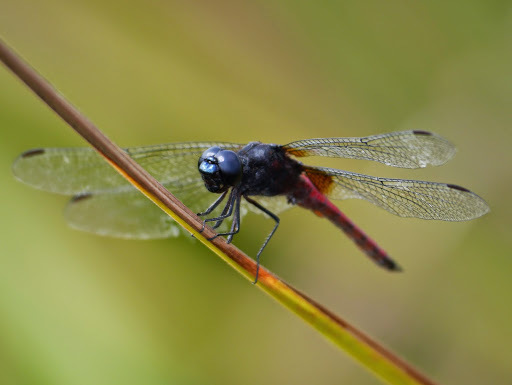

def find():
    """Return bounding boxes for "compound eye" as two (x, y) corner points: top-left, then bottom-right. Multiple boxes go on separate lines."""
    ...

(198, 146), (222, 179)
(198, 160), (219, 175)
(217, 150), (242, 185)
(199, 146), (221, 162)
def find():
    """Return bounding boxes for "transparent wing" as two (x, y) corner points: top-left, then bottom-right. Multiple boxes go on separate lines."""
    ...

(64, 179), (212, 239)
(64, 182), (293, 239)
(283, 130), (456, 168)
(65, 190), (182, 239)
(305, 166), (489, 221)
(12, 142), (243, 194)
(13, 141), (294, 239)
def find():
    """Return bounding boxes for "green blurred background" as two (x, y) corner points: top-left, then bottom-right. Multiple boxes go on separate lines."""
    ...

(1, 1), (511, 384)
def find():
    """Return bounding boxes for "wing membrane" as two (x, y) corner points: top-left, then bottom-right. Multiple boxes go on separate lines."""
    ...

(64, 179), (211, 239)
(283, 130), (455, 168)
(305, 166), (489, 221)
(64, 181), (293, 239)
(13, 141), (293, 239)
(12, 142), (242, 194)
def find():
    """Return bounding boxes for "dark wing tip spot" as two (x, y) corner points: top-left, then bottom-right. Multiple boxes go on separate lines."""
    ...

(447, 184), (470, 192)
(412, 130), (432, 136)
(71, 193), (93, 203)
(22, 148), (45, 158)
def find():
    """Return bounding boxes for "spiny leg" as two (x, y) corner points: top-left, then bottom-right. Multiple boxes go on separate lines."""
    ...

(197, 190), (228, 216)
(244, 196), (280, 284)
(228, 193), (242, 242)
(204, 189), (239, 240)
(197, 190), (229, 232)
(211, 189), (236, 230)
(216, 193), (242, 243)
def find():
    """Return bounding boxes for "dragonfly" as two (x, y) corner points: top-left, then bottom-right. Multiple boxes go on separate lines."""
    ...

(13, 130), (489, 281)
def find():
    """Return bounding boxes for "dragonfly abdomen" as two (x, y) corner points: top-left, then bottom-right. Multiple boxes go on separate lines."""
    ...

(290, 174), (401, 271)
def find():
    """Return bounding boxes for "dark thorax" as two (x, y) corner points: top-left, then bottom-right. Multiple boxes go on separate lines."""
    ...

(236, 142), (303, 197)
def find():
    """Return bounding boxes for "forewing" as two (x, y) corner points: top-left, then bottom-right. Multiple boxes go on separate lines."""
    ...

(64, 179), (292, 239)
(283, 130), (456, 168)
(65, 179), (225, 239)
(14, 141), (291, 239)
(305, 166), (489, 221)
(13, 142), (242, 194)
(65, 190), (181, 239)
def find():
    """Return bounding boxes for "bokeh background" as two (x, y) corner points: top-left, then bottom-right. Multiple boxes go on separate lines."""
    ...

(1, 1), (511, 384)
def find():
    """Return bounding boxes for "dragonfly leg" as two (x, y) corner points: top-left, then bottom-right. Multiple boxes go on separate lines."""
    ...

(244, 196), (280, 284)
(197, 190), (229, 216)
(203, 189), (239, 240)
(210, 190), (236, 230)
(197, 190), (229, 232)
(216, 193), (242, 243)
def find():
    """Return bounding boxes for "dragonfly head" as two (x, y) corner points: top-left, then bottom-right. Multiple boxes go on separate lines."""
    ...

(198, 147), (242, 193)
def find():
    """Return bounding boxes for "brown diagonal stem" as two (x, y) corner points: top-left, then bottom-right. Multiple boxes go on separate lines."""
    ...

(0, 38), (438, 385)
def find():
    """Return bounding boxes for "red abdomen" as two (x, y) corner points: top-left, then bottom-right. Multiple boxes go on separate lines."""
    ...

(288, 174), (400, 271)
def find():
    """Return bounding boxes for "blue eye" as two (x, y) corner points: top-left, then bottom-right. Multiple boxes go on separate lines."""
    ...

(198, 160), (219, 175)
(216, 150), (242, 185)
(200, 147), (221, 160)
(198, 147), (242, 193)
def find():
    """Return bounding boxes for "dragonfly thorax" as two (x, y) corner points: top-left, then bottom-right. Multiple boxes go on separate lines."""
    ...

(237, 142), (303, 197)
(198, 147), (242, 193)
